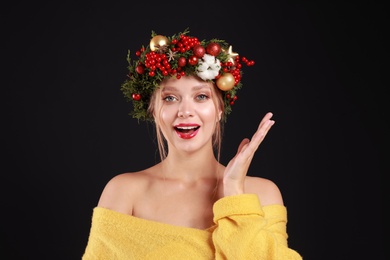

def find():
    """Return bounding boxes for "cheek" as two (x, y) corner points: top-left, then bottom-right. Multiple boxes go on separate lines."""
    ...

(198, 104), (218, 122)
(160, 105), (177, 128)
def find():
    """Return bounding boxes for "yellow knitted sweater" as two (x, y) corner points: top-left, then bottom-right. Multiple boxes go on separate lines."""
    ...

(82, 194), (302, 259)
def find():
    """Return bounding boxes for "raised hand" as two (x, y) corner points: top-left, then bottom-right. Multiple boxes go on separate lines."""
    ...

(223, 112), (275, 196)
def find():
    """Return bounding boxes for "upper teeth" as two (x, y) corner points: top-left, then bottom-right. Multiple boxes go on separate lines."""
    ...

(177, 126), (197, 130)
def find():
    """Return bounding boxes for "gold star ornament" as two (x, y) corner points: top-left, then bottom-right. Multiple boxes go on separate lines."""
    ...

(223, 45), (239, 65)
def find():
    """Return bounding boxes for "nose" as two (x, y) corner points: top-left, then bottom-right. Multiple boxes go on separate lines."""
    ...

(177, 99), (194, 118)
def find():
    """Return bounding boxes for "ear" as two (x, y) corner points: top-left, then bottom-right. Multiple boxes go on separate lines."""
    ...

(217, 110), (222, 122)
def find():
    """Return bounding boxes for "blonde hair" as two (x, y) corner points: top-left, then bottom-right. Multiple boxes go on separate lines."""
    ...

(147, 76), (225, 162)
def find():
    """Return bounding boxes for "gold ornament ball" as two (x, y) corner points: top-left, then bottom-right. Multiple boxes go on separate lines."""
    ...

(216, 73), (235, 91)
(150, 35), (169, 51)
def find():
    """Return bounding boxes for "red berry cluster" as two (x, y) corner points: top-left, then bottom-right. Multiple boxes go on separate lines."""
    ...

(226, 93), (238, 105)
(219, 56), (254, 106)
(220, 56), (255, 87)
(135, 48), (173, 78)
(171, 34), (201, 54)
(134, 34), (205, 80)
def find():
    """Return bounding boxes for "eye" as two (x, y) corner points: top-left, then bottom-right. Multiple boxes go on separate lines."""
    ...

(196, 94), (209, 101)
(163, 95), (177, 102)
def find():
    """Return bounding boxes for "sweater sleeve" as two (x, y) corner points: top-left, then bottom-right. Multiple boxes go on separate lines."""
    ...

(212, 194), (302, 260)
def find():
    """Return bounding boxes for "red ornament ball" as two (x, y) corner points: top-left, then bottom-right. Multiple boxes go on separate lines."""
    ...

(188, 55), (198, 66)
(135, 64), (145, 74)
(206, 42), (221, 56)
(132, 93), (141, 101)
(193, 45), (206, 58)
(178, 57), (187, 67)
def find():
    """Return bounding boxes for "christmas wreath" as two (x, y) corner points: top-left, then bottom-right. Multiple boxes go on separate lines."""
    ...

(120, 28), (255, 122)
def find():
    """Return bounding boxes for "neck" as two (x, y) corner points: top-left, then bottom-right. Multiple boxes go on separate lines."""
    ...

(161, 149), (222, 182)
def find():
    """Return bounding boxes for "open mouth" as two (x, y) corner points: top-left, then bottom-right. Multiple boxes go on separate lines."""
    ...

(174, 126), (200, 134)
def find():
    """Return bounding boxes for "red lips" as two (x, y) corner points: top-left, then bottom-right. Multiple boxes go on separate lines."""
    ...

(174, 124), (200, 139)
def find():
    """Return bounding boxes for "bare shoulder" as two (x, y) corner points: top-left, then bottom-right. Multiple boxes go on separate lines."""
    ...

(97, 170), (150, 214)
(244, 176), (284, 206)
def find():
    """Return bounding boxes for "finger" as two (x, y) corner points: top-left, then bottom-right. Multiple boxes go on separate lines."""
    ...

(257, 112), (273, 131)
(252, 119), (275, 147)
(236, 138), (250, 154)
(254, 112), (275, 139)
(244, 116), (275, 155)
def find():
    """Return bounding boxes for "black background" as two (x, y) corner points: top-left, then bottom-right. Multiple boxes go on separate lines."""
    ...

(2, 1), (386, 259)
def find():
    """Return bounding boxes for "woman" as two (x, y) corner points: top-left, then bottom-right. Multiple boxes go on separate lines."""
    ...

(82, 29), (302, 259)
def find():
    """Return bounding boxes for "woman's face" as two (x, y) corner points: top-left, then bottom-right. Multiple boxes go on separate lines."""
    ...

(154, 75), (222, 153)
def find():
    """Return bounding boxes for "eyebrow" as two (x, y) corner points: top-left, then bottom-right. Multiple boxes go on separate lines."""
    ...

(161, 84), (211, 92)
